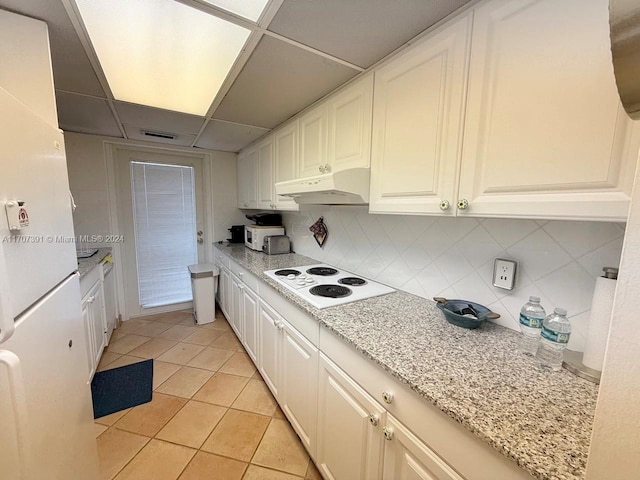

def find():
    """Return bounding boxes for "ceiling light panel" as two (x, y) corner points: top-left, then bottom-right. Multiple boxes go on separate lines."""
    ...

(201, 0), (269, 22)
(75, 0), (251, 116)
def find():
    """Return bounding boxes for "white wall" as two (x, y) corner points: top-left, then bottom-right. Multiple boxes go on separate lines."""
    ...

(64, 132), (246, 248)
(586, 157), (640, 478)
(283, 207), (625, 352)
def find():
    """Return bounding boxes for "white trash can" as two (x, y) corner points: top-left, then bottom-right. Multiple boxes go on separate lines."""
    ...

(188, 264), (219, 325)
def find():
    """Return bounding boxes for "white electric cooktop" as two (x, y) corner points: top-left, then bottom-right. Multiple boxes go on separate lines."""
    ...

(264, 264), (395, 309)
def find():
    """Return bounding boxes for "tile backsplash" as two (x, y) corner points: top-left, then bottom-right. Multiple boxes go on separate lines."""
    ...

(282, 206), (625, 352)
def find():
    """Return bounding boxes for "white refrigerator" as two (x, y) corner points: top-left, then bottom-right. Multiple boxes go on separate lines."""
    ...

(0, 86), (99, 478)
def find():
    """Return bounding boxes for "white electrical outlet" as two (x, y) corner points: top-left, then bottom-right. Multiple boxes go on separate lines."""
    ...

(493, 258), (517, 290)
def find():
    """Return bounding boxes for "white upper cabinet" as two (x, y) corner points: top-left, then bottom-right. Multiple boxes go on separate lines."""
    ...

(237, 146), (257, 209)
(0, 11), (58, 129)
(256, 136), (275, 209)
(274, 121), (300, 211)
(328, 74), (374, 172)
(298, 104), (329, 178)
(458, 0), (640, 221)
(369, 14), (472, 215)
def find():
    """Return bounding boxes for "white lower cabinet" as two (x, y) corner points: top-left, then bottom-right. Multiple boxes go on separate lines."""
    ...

(257, 298), (319, 455)
(281, 319), (318, 456)
(317, 353), (385, 480)
(218, 267), (231, 321)
(241, 285), (259, 363)
(382, 414), (464, 480)
(258, 301), (282, 398)
(81, 279), (106, 381)
(230, 273), (243, 338)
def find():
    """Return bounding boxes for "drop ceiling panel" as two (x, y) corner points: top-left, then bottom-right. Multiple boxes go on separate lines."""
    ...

(195, 120), (270, 152)
(268, 0), (471, 68)
(55, 90), (122, 137)
(213, 35), (359, 129)
(0, 0), (105, 96)
(115, 102), (205, 135)
(123, 124), (196, 146)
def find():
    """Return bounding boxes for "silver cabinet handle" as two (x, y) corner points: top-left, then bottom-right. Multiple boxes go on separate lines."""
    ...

(457, 198), (469, 210)
(319, 165), (325, 174)
(275, 321), (284, 331)
(243, 202), (248, 208)
(87, 296), (95, 304)
(383, 426), (393, 441)
(439, 200), (450, 211)
(325, 164), (331, 172)
(382, 391), (394, 404)
(368, 414), (379, 427)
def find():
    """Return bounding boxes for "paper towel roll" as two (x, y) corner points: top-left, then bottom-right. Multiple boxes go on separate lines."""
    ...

(582, 276), (617, 371)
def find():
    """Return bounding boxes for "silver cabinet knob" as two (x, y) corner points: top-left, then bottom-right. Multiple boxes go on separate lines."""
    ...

(382, 391), (394, 404)
(319, 165), (325, 173)
(439, 200), (450, 211)
(383, 426), (394, 441)
(368, 414), (379, 427)
(243, 203), (248, 208)
(457, 198), (469, 210)
(275, 321), (284, 331)
(325, 164), (331, 172)
(238, 285), (244, 291)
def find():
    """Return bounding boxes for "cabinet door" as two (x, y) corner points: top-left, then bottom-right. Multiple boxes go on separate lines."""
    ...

(369, 14), (472, 216)
(458, 0), (639, 221)
(317, 353), (385, 480)
(81, 300), (94, 381)
(242, 286), (259, 364)
(90, 283), (106, 370)
(383, 415), (464, 480)
(328, 75), (373, 172)
(274, 121), (300, 211)
(281, 319), (318, 456)
(258, 302), (281, 399)
(219, 268), (231, 321)
(237, 147), (257, 209)
(257, 137), (275, 210)
(298, 104), (328, 178)
(230, 274), (243, 339)
(103, 268), (117, 345)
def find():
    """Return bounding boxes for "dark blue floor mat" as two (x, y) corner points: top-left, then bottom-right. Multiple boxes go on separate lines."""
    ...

(91, 359), (153, 419)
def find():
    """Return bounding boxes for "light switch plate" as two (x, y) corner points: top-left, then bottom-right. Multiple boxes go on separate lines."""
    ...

(493, 258), (517, 290)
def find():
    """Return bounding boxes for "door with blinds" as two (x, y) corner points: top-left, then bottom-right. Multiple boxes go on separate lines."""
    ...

(115, 147), (205, 318)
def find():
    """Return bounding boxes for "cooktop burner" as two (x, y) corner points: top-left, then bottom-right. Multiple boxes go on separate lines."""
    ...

(263, 264), (395, 309)
(338, 277), (367, 286)
(307, 267), (338, 276)
(275, 269), (301, 276)
(310, 284), (352, 298)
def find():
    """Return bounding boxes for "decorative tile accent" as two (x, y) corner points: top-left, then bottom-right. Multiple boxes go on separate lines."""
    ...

(282, 206), (626, 352)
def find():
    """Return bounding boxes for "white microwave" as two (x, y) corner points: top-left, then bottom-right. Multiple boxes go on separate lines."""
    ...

(245, 225), (285, 251)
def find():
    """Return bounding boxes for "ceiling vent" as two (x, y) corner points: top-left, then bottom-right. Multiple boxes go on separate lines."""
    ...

(141, 129), (177, 140)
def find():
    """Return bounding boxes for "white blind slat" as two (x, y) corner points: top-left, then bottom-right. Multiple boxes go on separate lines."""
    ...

(131, 161), (197, 308)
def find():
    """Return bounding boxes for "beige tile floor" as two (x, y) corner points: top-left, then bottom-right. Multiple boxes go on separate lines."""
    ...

(96, 308), (322, 480)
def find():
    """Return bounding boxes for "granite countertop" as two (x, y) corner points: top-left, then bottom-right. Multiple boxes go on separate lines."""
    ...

(215, 243), (598, 480)
(77, 247), (112, 278)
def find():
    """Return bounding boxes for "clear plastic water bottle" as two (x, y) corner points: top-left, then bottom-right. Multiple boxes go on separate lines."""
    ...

(537, 307), (571, 371)
(519, 296), (546, 356)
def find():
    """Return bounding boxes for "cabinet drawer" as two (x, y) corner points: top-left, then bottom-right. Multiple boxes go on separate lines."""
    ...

(259, 282), (319, 346)
(228, 260), (259, 293)
(320, 328), (533, 480)
(213, 248), (230, 269)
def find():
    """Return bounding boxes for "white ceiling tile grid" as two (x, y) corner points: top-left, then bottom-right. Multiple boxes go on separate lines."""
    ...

(0, 0), (473, 151)
(282, 207), (626, 353)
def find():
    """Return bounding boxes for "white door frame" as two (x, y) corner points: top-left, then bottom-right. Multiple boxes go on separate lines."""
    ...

(104, 141), (215, 321)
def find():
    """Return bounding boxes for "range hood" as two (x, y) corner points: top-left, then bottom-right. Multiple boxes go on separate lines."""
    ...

(610, 0), (640, 120)
(275, 167), (370, 205)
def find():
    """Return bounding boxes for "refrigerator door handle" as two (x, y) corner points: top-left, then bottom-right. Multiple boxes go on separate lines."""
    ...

(0, 252), (15, 343)
(0, 350), (31, 479)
